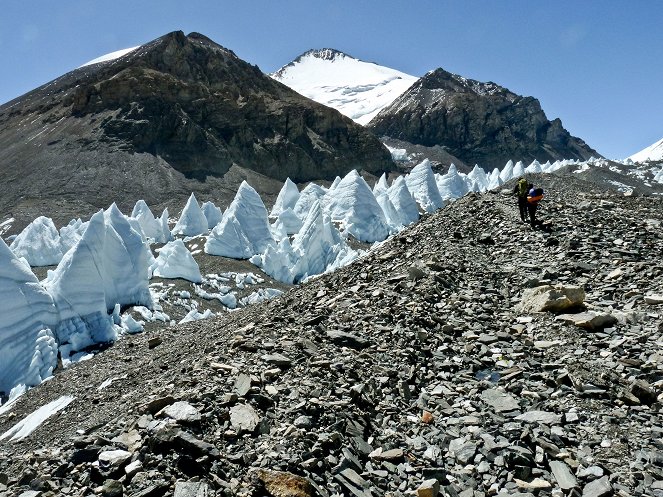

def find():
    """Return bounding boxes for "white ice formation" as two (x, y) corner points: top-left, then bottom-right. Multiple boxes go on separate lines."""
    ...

(201, 201), (223, 230)
(172, 193), (208, 237)
(324, 170), (391, 243)
(131, 200), (165, 242)
(150, 240), (202, 283)
(405, 159), (445, 213)
(205, 181), (274, 258)
(387, 176), (420, 226)
(270, 178), (300, 218)
(436, 164), (470, 201)
(0, 239), (58, 397)
(10, 216), (64, 266)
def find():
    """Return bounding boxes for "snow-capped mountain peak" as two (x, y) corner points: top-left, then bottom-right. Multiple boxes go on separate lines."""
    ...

(628, 137), (663, 162)
(272, 49), (418, 125)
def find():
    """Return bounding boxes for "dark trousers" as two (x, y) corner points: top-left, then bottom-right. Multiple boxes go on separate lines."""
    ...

(517, 197), (528, 221)
(527, 203), (538, 226)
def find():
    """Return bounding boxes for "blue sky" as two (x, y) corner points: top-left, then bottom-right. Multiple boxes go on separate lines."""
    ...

(1, 1), (661, 159)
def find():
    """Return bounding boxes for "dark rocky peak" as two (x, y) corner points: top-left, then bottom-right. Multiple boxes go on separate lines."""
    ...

(369, 67), (600, 169)
(419, 68), (517, 101)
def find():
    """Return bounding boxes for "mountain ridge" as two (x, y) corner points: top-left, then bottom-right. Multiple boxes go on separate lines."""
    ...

(369, 67), (600, 169)
(0, 31), (393, 232)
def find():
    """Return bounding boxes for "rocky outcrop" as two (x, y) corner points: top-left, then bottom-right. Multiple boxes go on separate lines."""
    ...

(0, 31), (393, 231)
(369, 68), (600, 169)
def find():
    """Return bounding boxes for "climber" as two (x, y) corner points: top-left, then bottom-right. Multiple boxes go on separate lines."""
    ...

(526, 184), (544, 227)
(513, 177), (529, 222)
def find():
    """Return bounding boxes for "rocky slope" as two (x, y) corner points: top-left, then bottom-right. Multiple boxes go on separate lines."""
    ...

(0, 176), (661, 497)
(0, 31), (393, 231)
(369, 69), (600, 170)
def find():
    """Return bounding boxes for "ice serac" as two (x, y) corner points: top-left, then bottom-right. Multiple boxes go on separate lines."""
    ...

(44, 210), (153, 357)
(270, 178), (300, 219)
(172, 193), (208, 237)
(60, 219), (88, 254)
(525, 160), (543, 174)
(257, 200), (357, 284)
(325, 170), (391, 243)
(0, 239), (59, 396)
(405, 159), (444, 213)
(103, 204), (154, 309)
(10, 216), (64, 267)
(158, 209), (173, 243)
(387, 176), (420, 226)
(467, 165), (490, 191)
(291, 200), (357, 281)
(488, 168), (503, 190)
(512, 160), (526, 178)
(201, 201), (223, 230)
(205, 181), (274, 259)
(131, 200), (164, 241)
(436, 164), (470, 201)
(372, 173), (390, 196)
(272, 208), (303, 238)
(370, 67), (599, 168)
(43, 212), (117, 356)
(150, 240), (202, 283)
(272, 48), (418, 125)
(293, 183), (328, 221)
(376, 193), (402, 229)
(500, 160), (515, 183)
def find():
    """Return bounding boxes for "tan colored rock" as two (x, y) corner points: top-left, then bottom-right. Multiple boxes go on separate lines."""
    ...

(555, 311), (617, 330)
(256, 469), (314, 497)
(417, 478), (440, 497)
(517, 285), (585, 313)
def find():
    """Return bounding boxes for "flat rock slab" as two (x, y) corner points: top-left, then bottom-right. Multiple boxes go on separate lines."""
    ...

(99, 449), (132, 470)
(515, 410), (562, 425)
(644, 294), (663, 304)
(234, 373), (252, 397)
(229, 404), (260, 432)
(261, 353), (293, 367)
(369, 447), (404, 461)
(481, 388), (520, 412)
(174, 481), (210, 497)
(582, 476), (612, 497)
(556, 311), (617, 330)
(326, 330), (370, 349)
(160, 401), (201, 423)
(334, 468), (373, 497)
(549, 460), (577, 490)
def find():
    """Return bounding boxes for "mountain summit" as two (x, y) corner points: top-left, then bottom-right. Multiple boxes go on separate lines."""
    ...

(272, 49), (418, 125)
(0, 31), (393, 228)
(369, 68), (600, 169)
(628, 136), (663, 162)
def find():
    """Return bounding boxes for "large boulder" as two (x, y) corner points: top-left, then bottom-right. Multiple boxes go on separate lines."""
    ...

(517, 285), (585, 313)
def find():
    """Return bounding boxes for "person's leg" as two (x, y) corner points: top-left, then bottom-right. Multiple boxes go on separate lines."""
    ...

(529, 205), (537, 227)
(518, 198), (527, 221)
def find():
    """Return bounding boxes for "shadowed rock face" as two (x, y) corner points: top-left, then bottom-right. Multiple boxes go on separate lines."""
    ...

(0, 31), (393, 230)
(369, 68), (600, 169)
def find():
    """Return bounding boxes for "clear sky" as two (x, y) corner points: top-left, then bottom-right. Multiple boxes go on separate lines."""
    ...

(1, 0), (661, 159)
